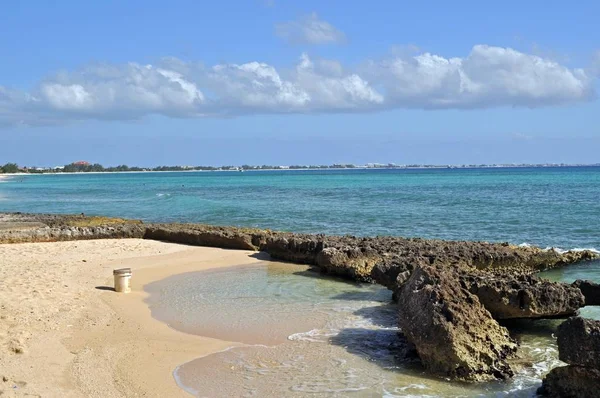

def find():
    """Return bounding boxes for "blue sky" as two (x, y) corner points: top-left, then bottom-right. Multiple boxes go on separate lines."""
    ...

(1, 0), (599, 166)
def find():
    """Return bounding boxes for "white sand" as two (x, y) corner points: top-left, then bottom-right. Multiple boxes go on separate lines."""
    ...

(0, 239), (261, 397)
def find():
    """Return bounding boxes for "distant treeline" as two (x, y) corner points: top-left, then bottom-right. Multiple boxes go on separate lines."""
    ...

(0, 163), (20, 173)
(3, 162), (599, 174)
(0, 162), (361, 174)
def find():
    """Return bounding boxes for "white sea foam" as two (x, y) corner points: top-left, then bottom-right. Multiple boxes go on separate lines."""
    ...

(383, 388), (436, 398)
(519, 242), (599, 254)
(382, 383), (431, 397)
(288, 328), (339, 343)
(400, 384), (429, 390)
(545, 247), (600, 254)
(290, 384), (369, 393)
(288, 299), (399, 344)
(155, 193), (171, 197)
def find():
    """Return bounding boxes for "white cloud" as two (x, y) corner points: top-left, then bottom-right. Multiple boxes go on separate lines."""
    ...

(295, 53), (383, 110)
(34, 63), (205, 119)
(206, 61), (310, 111)
(41, 84), (94, 111)
(275, 13), (346, 45)
(364, 45), (593, 109)
(0, 45), (597, 127)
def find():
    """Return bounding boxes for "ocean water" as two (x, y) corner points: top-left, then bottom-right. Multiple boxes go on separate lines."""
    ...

(2, 167), (600, 396)
(1, 167), (599, 249)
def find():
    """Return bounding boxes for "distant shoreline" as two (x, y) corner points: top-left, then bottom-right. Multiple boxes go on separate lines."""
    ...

(1, 163), (600, 177)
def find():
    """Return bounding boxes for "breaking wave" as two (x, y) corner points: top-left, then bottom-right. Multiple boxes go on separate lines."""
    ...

(518, 242), (599, 255)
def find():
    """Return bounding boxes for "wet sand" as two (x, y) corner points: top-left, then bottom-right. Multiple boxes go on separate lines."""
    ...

(144, 262), (334, 346)
(0, 239), (260, 397)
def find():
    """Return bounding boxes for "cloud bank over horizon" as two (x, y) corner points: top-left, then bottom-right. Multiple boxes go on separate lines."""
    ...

(0, 45), (597, 128)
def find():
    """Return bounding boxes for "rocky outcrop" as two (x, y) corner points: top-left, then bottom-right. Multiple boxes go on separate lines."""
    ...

(0, 223), (145, 244)
(397, 265), (517, 381)
(572, 280), (600, 306)
(262, 235), (598, 284)
(0, 212), (137, 228)
(539, 317), (600, 397)
(143, 224), (259, 251)
(260, 235), (324, 266)
(1, 213), (597, 280)
(314, 247), (381, 281)
(462, 273), (585, 319)
(556, 317), (600, 369)
(371, 243), (598, 290)
(538, 366), (600, 398)
(0, 212), (145, 243)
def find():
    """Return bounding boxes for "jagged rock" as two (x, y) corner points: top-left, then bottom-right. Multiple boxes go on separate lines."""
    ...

(371, 242), (598, 291)
(462, 273), (584, 319)
(260, 236), (322, 265)
(1, 212), (597, 280)
(538, 365), (600, 398)
(143, 224), (259, 251)
(557, 317), (600, 369)
(0, 224), (145, 244)
(397, 265), (517, 381)
(314, 247), (380, 281)
(370, 258), (427, 290)
(572, 280), (600, 306)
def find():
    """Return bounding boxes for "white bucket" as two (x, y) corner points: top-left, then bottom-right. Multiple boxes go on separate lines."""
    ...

(113, 268), (132, 293)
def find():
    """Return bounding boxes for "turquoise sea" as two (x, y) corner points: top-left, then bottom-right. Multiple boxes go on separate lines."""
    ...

(2, 167), (600, 397)
(1, 167), (599, 249)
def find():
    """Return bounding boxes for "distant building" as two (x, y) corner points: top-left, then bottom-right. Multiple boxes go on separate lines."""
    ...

(73, 161), (90, 166)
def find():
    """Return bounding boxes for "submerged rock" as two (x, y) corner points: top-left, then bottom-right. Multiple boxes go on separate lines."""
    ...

(572, 279), (600, 306)
(556, 317), (600, 369)
(462, 273), (584, 319)
(397, 265), (517, 381)
(538, 366), (600, 398)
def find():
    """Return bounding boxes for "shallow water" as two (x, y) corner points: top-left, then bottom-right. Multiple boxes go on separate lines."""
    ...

(145, 260), (600, 397)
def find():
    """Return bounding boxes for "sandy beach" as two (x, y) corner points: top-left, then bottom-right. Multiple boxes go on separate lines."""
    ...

(0, 239), (261, 397)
